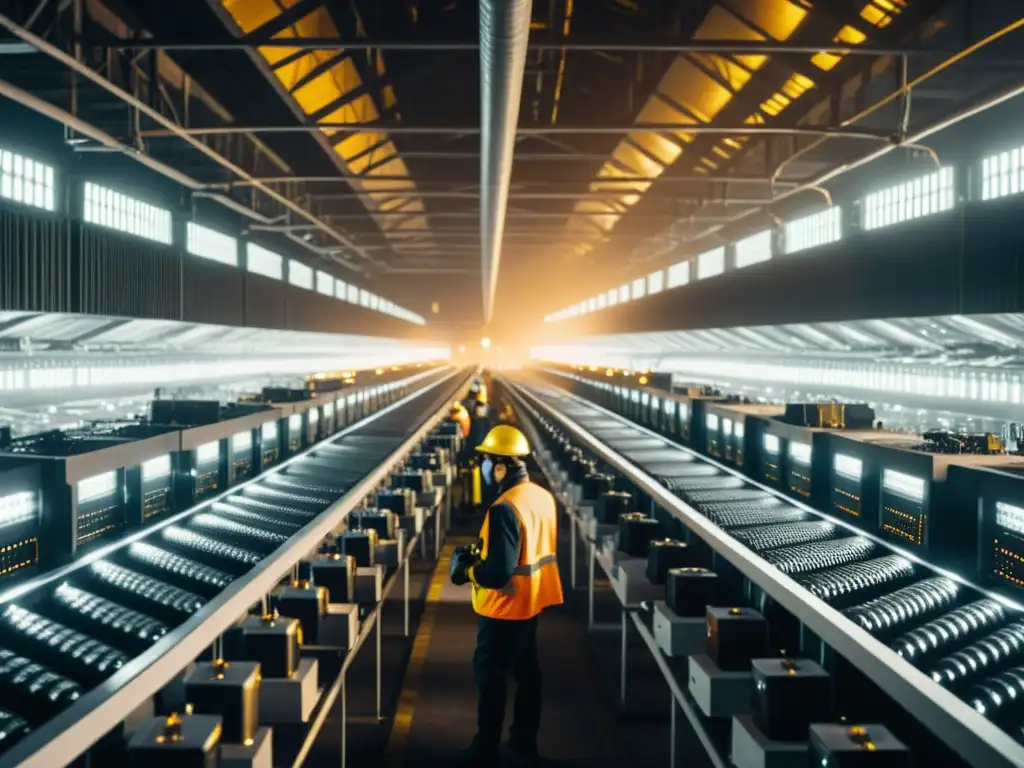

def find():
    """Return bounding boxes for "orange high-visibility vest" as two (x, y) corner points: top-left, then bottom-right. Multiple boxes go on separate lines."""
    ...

(472, 482), (564, 620)
(451, 409), (471, 438)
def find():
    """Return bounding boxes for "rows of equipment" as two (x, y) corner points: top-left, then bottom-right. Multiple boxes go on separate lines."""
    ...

(519, 371), (1024, 768)
(0, 368), (466, 766)
(544, 364), (1024, 599)
(0, 367), (436, 579)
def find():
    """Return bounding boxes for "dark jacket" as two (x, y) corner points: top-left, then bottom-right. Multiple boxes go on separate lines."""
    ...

(471, 462), (529, 590)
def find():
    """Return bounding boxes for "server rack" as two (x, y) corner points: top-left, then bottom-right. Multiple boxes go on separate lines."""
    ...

(172, 405), (282, 507)
(0, 424), (181, 566)
(703, 402), (784, 469)
(0, 462), (44, 581)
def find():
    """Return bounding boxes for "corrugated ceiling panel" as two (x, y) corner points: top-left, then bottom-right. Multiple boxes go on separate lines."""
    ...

(562, 0), (905, 253)
(219, 0), (432, 240)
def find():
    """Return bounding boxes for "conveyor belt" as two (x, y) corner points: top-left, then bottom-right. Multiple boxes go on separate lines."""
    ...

(0, 368), (466, 766)
(506, 376), (1024, 768)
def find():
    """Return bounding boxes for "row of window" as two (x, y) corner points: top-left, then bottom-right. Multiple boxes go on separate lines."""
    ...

(1, 148), (425, 326)
(545, 144), (1020, 324)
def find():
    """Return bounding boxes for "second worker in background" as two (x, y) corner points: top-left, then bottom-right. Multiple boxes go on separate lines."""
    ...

(450, 425), (565, 767)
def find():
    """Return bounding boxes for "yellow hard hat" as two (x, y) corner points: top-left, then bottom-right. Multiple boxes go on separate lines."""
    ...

(450, 403), (468, 415)
(475, 425), (531, 458)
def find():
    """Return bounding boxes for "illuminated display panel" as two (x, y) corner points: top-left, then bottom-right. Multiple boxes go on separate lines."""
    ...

(993, 501), (1024, 590)
(762, 433), (781, 485)
(832, 453), (863, 520)
(706, 413), (721, 457)
(76, 470), (123, 545)
(788, 441), (812, 497)
(880, 469), (927, 547)
(0, 489), (39, 578)
(140, 455), (173, 520)
(195, 440), (221, 498)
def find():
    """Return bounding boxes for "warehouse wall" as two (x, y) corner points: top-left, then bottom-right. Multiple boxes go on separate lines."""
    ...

(552, 196), (1024, 337)
(0, 203), (419, 338)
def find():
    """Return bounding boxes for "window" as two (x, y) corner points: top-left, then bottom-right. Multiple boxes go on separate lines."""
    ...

(83, 182), (172, 244)
(607, 288), (618, 307)
(1, 149), (55, 212)
(289, 259), (314, 290)
(667, 260), (690, 289)
(335, 278), (347, 299)
(785, 207), (841, 254)
(862, 168), (955, 231)
(648, 270), (665, 294)
(579, 301), (589, 315)
(359, 289), (371, 307)
(369, 294), (380, 311)
(696, 247), (725, 279)
(982, 147), (1024, 201)
(347, 284), (359, 303)
(247, 243), (283, 280)
(631, 278), (646, 300)
(596, 293), (607, 310)
(317, 270), (334, 296)
(587, 297), (598, 312)
(187, 222), (237, 266)
(734, 230), (772, 268)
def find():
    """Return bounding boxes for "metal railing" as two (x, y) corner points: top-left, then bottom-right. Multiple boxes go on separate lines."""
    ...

(502, 372), (1024, 768)
(1, 366), (469, 767)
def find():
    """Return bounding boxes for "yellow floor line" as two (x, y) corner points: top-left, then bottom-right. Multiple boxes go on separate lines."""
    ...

(383, 537), (473, 765)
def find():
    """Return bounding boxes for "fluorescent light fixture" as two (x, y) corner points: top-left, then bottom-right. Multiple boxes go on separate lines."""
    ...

(316, 271), (334, 296)
(247, 243), (283, 280)
(764, 433), (781, 454)
(734, 230), (772, 269)
(789, 442), (812, 465)
(186, 222), (237, 266)
(1, 148), (55, 212)
(982, 147), (1024, 201)
(233, 431), (253, 452)
(785, 206), (841, 254)
(141, 454), (171, 481)
(78, 471), (117, 502)
(834, 453), (862, 480)
(0, 491), (36, 527)
(261, 422), (277, 440)
(289, 414), (302, 430)
(706, 413), (719, 430)
(996, 502), (1024, 535)
(696, 247), (725, 280)
(83, 182), (171, 244)
(667, 260), (690, 289)
(647, 270), (665, 294)
(196, 441), (220, 463)
(722, 417), (733, 436)
(288, 260), (314, 290)
(883, 469), (925, 501)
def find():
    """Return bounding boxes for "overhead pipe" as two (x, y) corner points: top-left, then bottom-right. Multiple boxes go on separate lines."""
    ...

(480, 0), (534, 324)
(0, 12), (380, 271)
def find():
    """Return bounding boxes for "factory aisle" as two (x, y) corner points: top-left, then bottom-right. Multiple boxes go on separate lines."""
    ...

(383, 521), (620, 766)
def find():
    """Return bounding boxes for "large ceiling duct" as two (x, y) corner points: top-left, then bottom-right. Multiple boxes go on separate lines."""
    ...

(480, 0), (533, 325)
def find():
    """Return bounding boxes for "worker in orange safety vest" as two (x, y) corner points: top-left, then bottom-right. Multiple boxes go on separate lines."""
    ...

(450, 425), (564, 767)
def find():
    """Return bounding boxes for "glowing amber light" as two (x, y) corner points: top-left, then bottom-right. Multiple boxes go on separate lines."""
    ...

(638, 376), (649, 385)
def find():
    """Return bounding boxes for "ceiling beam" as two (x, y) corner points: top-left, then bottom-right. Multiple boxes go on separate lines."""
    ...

(90, 37), (998, 58)
(140, 123), (893, 140)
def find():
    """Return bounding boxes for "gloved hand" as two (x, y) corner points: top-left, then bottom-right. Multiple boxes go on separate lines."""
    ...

(450, 544), (479, 586)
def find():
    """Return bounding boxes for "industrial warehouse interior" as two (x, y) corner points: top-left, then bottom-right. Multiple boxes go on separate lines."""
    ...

(1, 0), (1024, 766)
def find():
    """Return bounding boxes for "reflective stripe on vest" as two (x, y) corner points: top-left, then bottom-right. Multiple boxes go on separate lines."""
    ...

(472, 482), (565, 619)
